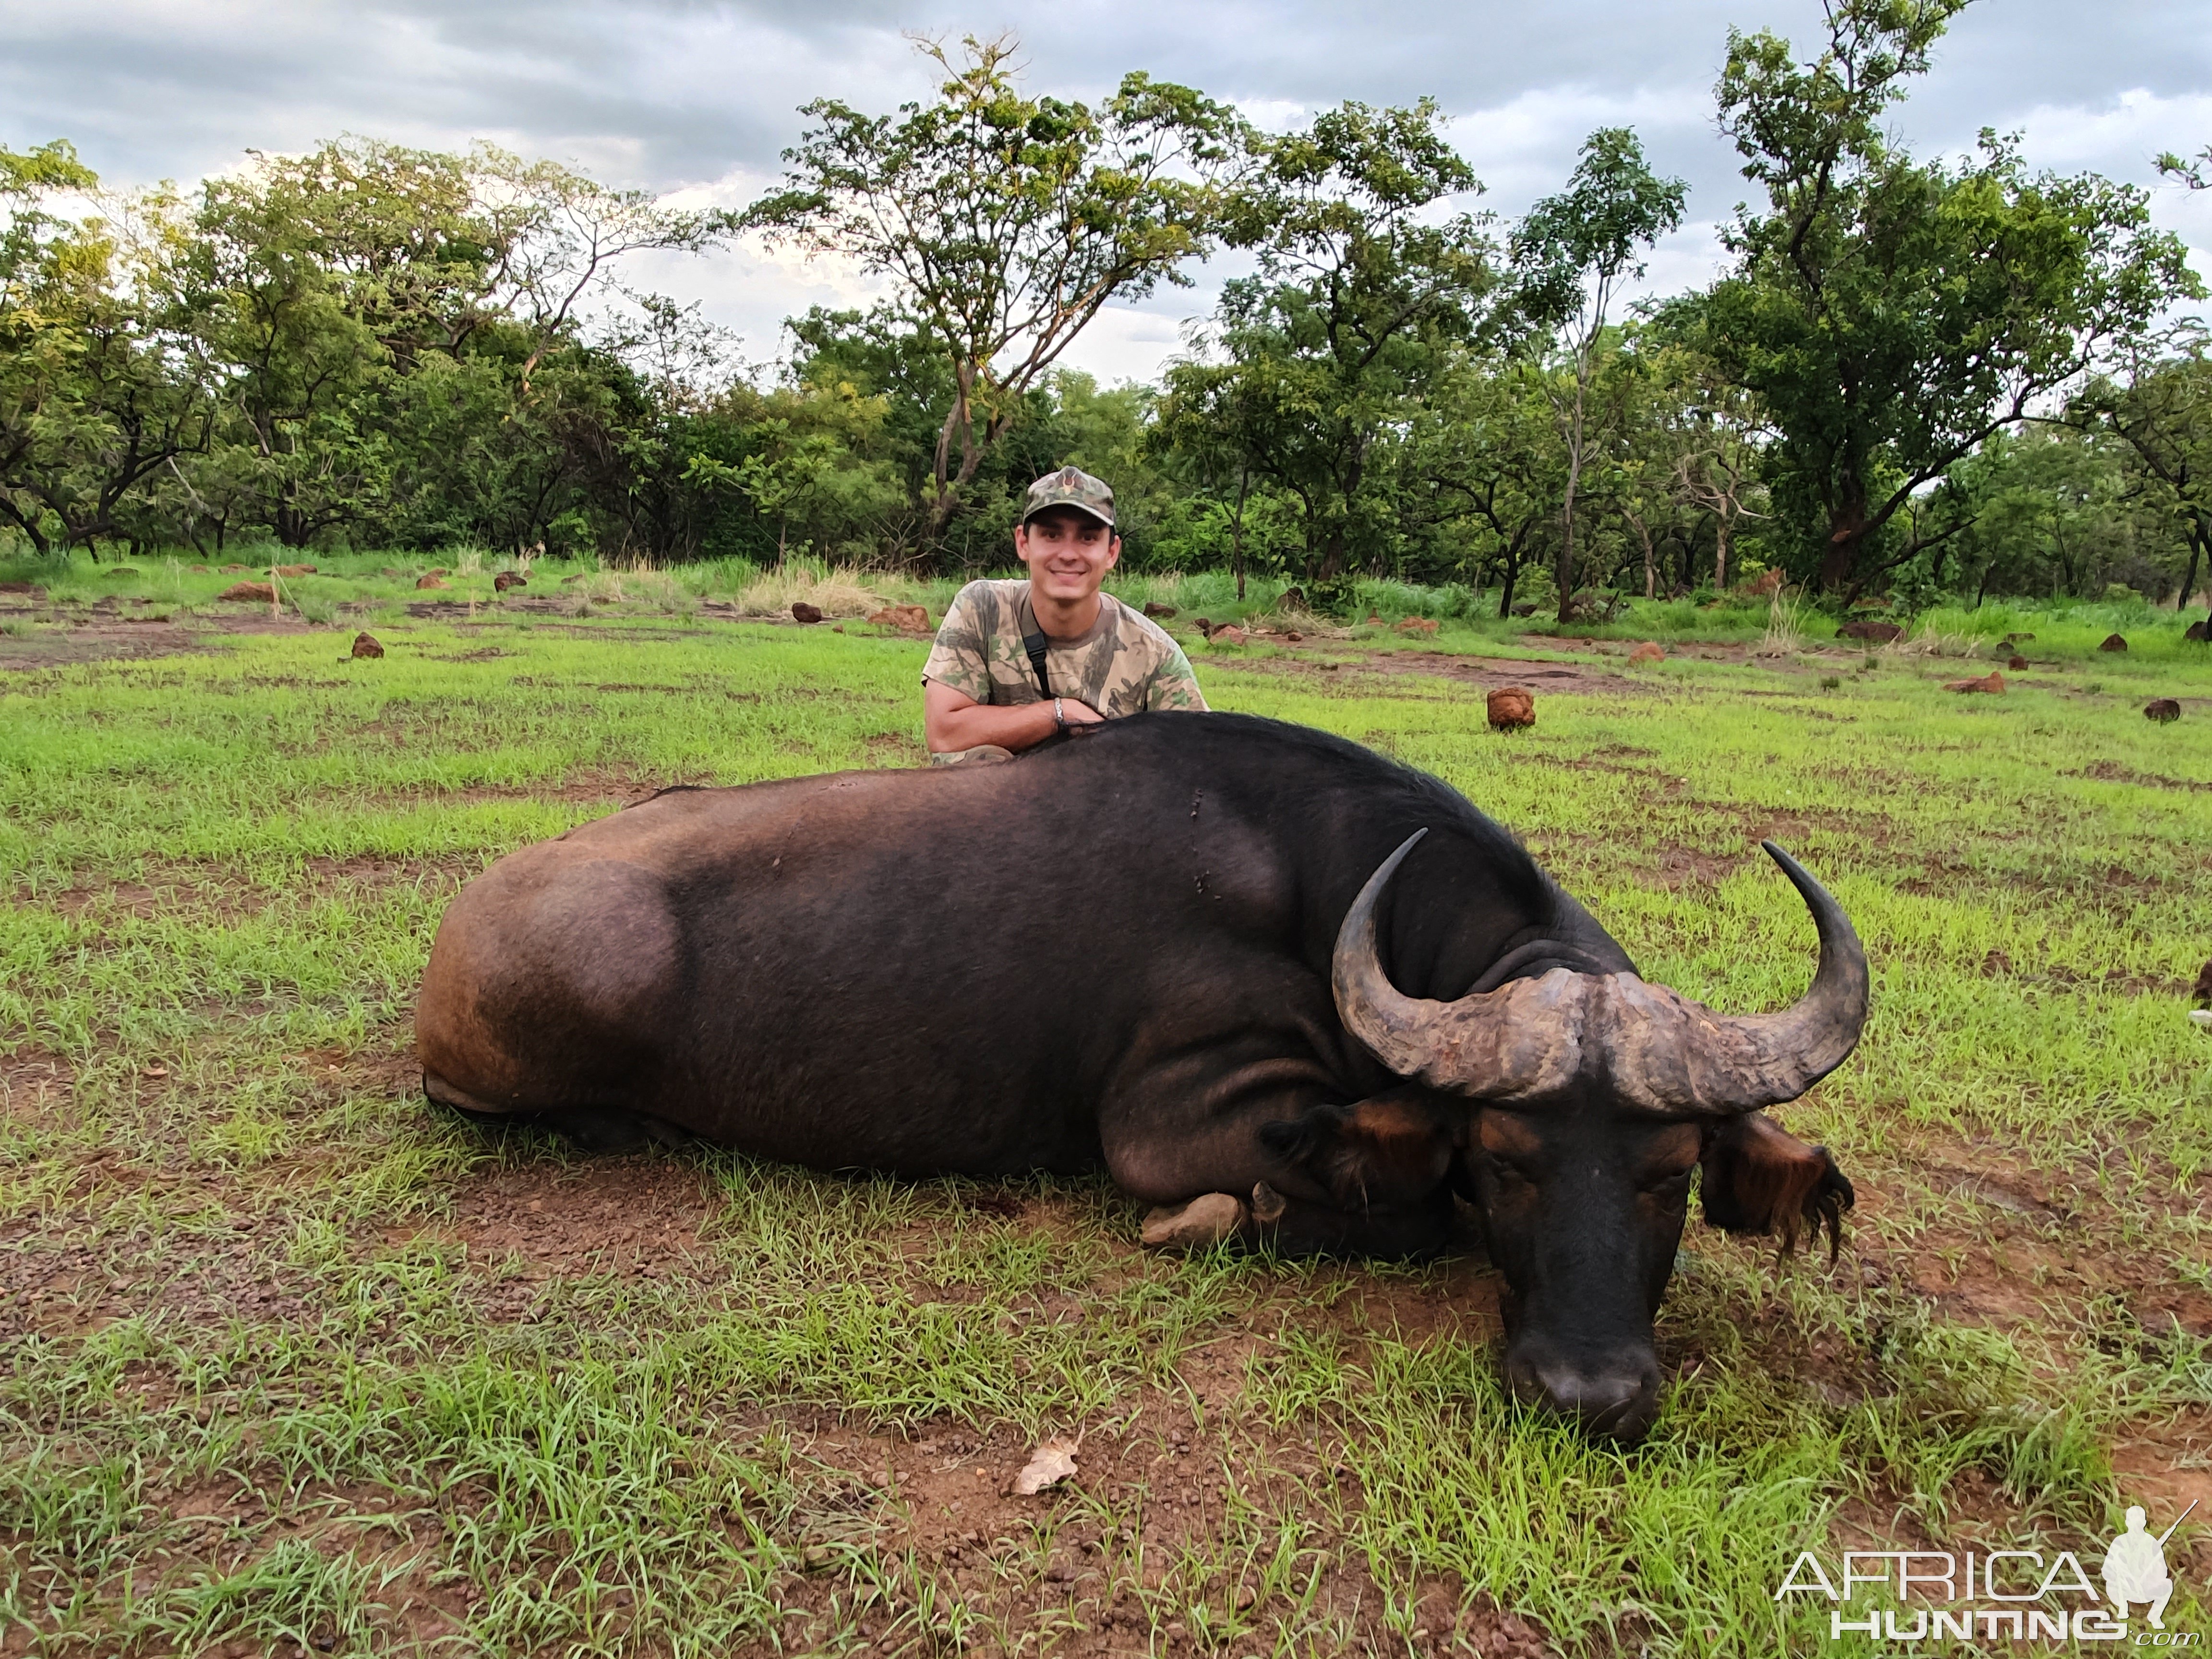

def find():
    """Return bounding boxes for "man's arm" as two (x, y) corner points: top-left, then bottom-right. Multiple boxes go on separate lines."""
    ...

(924, 679), (1103, 754)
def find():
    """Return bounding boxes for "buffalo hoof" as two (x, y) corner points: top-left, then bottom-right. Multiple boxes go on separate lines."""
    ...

(1140, 1191), (1247, 1249)
(1504, 1346), (1662, 1443)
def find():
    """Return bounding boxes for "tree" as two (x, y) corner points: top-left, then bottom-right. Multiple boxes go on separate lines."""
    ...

(1510, 128), (1684, 620)
(1944, 423), (2150, 601)
(166, 138), (730, 550)
(2156, 145), (2212, 191)
(474, 146), (735, 391)
(1403, 352), (1563, 614)
(0, 144), (215, 554)
(746, 36), (1241, 553)
(1156, 98), (1498, 588)
(2070, 332), (2212, 607)
(1661, 358), (1767, 592)
(1682, 0), (2199, 597)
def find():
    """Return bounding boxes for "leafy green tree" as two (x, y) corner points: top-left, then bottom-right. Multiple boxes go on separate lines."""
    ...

(0, 143), (215, 554)
(1942, 422), (2167, 601)
(1680, 0), (2199, 598)
(164, 138), (731, 550)
(1158, 99), (1498, 589)
(1402, 352), (1563, 613)
(1654, 349), (1768, 593)
(2071, 332), (2212, 607)
(2156, 145), (2212, 191)
(746, 36), (1241, 553)
(1510, 128), (1684, 619)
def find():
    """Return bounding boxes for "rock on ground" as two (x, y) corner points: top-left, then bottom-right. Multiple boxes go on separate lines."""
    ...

(350, 632), (384, 659)
(2145, 698), (2181, 723)
(217, 582), (275, 602)
(791, 601), (823, 625)
(2100, 633), (2128, 652)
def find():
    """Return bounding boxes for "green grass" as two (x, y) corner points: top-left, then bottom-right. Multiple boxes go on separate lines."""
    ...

(2, 577), (2211, 1655)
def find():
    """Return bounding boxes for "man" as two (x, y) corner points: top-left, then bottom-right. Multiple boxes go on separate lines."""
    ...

(923, 466), (1206, 763)
(2102, 1505), (2174, 1629)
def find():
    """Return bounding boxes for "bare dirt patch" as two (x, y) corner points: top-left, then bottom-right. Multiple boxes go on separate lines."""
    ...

(432, 1155), (719, 1289)
(1851, 1126), (2212, 1345)
(0, 607), (339, 670)
(2065, 760), (2212, 793)
(1647, 846), (1750, 888)
(299, 853), (480, 892)
(1211, 648), (1652, 698)
(0, 1044), (73, 1121)
(403, 597), (576, 619)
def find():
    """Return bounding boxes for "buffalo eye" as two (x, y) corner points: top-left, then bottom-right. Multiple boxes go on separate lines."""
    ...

(1478, 1149), (1537, 1190)
(1635, 1125), (1704, 1195)
(1637, 1165), (1695, 1198)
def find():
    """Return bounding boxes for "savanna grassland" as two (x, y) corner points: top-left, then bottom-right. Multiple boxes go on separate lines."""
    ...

(4, 556), (2212, 1659)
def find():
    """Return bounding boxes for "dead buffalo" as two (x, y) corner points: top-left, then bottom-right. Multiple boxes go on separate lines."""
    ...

(418, 713), (1866, 1441)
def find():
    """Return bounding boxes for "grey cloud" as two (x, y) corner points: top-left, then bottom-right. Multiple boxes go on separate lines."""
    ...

(3, 0), (2204, 385)
(7, 0), (2209, 195)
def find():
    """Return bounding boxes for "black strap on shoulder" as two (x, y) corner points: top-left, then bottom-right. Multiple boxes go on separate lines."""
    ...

(1018, 594), (1052, 697)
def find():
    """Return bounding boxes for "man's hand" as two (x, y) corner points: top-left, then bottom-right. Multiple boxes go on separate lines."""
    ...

(925, 680), (1102, 755)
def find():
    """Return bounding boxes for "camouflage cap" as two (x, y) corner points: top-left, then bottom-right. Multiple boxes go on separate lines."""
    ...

(1022, 466), (1115, 529)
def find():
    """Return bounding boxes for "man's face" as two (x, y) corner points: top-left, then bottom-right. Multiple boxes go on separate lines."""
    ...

(1017, 508), (1120, 604)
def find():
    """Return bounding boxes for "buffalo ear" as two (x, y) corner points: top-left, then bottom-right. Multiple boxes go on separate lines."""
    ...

(1259, 1090), (1456, 1211)
(1700, 1113), (1854, 1262)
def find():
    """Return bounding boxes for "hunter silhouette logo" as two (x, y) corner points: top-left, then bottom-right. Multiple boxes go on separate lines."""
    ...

(1776, 1497), (2200, 1644)
(2104, 1502), (2195, 1630)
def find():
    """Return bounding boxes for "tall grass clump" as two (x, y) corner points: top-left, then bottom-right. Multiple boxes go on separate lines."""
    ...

(730, 562), (889, 618)
(1755, 589), (1808, 656)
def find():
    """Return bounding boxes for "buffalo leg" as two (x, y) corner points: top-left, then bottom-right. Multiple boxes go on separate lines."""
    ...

(1113, 1084), (1460, 1261)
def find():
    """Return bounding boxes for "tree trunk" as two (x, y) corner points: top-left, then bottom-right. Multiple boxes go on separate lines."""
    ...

(1818, 470), (1870, 591)
(1713, 515), (1730, 592)
(1231, 467), (1249, 602)
(1556, 405), (1585, 624)
(1496, 529), (1531, 619)
(2180, 515), (2208, 613)
(0, 500), (50, 556)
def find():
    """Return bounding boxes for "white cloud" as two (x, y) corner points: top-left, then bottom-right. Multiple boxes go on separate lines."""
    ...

(6, 0), (2207, 385)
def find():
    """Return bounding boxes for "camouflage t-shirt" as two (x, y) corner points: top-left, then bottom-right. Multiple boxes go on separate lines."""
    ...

(923, 579), (1206, 762)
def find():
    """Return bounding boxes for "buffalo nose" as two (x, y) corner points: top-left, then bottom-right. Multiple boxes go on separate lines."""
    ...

(1506, 1350), (1661, 1443)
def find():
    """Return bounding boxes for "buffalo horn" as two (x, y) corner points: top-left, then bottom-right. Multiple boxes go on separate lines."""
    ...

(1331, 834), (1870, 1114)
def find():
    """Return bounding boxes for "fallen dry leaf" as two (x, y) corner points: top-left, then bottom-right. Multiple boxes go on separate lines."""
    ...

(1012, 1438), (1080, 1496)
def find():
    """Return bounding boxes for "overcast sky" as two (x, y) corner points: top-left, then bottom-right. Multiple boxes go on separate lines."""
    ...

(6, 0), (2210, 383)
